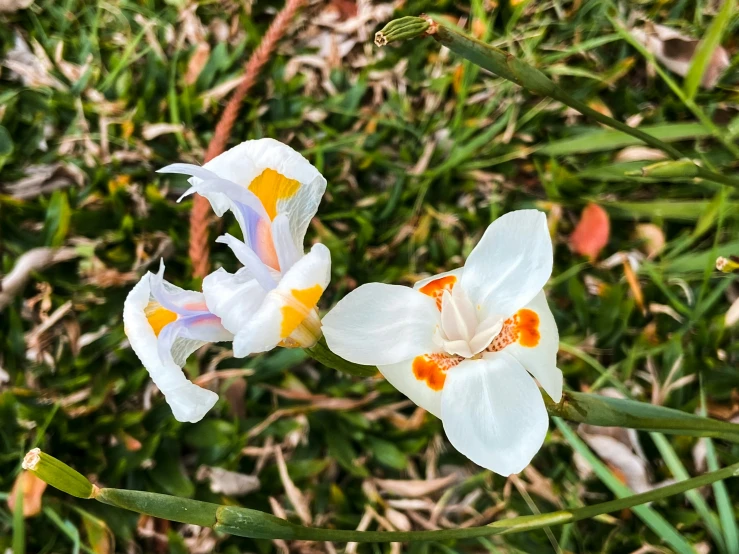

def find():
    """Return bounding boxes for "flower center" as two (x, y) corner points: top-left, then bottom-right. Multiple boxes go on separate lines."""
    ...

(434, 286), (504, 359)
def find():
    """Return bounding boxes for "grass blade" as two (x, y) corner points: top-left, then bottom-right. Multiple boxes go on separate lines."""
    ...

(556, 419), (696, 554)
(683, 0), (735, 100)
(537, 123), (710, 156)
(650, 432), (725, 552)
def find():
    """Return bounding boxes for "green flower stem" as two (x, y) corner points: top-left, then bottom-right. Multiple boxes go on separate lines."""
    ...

(544, 391), (739, 443)
(305, 348), (739, 442)
(306, 336), (377, 377)
(376, 16), (739, 189)
(24, 449), (739, 542)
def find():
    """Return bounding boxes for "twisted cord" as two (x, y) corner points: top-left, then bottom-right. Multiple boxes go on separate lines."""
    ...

(189, 0), (305, 278)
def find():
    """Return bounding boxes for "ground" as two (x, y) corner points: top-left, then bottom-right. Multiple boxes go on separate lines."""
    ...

(1, 0), (738, 553)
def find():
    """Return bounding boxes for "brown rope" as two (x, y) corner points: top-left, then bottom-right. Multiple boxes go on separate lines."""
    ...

(189, 0), (306, 278)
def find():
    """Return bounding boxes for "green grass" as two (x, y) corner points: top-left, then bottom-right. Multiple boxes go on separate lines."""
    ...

(1, 1), (738, 552)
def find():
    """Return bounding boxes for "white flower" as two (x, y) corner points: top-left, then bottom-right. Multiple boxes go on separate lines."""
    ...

(322, 210), (562, 476)
(158, 139), (331, 357)
(123, 261), (233, 423)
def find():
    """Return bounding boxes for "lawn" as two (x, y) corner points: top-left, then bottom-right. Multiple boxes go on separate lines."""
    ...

(1, 0), (738, 552)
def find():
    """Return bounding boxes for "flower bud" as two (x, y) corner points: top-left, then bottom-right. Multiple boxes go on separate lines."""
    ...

(22, 449), (96, 499)
(375, 16), (431, 47)
(625, 159), (699, 179)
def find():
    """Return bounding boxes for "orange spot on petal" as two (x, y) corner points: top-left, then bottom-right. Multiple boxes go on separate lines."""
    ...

(515, 308), (540, 347)
(486, 309), (540, 352)
(418, 275), (457, 310)
(412, 353), (461, 391)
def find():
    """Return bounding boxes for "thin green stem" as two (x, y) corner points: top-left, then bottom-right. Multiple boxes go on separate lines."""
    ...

(33, 458), (739, 542)
(375, 17), (739, 188)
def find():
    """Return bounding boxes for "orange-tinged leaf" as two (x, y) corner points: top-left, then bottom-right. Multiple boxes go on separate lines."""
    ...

(570, 203), (610, 260)
(8, 471), (47, 517)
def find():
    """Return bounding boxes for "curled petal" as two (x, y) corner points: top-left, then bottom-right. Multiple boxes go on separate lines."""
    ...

(461, 210), (553, 319)
(150, 260), (209, 315)
(201, 138), (326, 246)
(232, 243), (332, 357)
(123, 274), (221, 422)
(202, 267), (269, 336)
(440, 353), (548, 476)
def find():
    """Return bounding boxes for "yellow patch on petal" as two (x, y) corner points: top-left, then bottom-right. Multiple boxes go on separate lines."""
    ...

(412, 353), (461, 391)
(280, 284), (323, 338)
(418, 275), (457, 310)
(144, 302), (177, 337)
(248, 168), (300, 220)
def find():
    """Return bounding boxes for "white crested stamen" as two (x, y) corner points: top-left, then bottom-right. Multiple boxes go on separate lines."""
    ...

(436, 284), (504, 359)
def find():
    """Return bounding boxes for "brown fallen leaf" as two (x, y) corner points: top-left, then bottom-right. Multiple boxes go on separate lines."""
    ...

(635, 223), (665, 258)
(275, 447), (312, 525)
(570, 203), (610, 261)
(2, 163), (86, 199)
(184, 42), (211, 86)
(629, 23), (730, 89)
(196, 466), (260, 496)
(373, 474), (459, 497)
(0, 248), (78, 311)
(0, 0), (33, 10)
(8, 471), (47, 517)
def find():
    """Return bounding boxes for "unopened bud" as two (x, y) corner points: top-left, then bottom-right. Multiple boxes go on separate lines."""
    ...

(22, 449), (96, 499)
(716, 256), (739, 273)
(375, 16), (432, 47)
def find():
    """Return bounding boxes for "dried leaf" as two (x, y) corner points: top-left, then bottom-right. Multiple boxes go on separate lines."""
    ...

(635, 223), (665, 258)
(0, 0), (33, 11)
(3, 163), (85, 199)
(629, 23), (729, 89)
(373, 474), (459, 497)
(184, 42), (211, 86)
(8, 471), (47, 517)
(726, 296), (739, 327)
(0, 248), (77, 311)
(275, 447), (312, 525)
(570, 203), (610, 260)
(196, 466), (260, 496)
(614, 146), (667, 162)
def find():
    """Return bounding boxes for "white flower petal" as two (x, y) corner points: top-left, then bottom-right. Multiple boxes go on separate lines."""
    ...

(502, 290), (562, 402)
(123, 274), (218, 423)
(322, 284), (441, 366)
(201, 138), (326, 246)
(272, 213), (301, 273)
(461, 210), (553, 318)
(202, 267), (269, 336)
(440, 352), (548, 476)
(232, 243), (331, 357)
